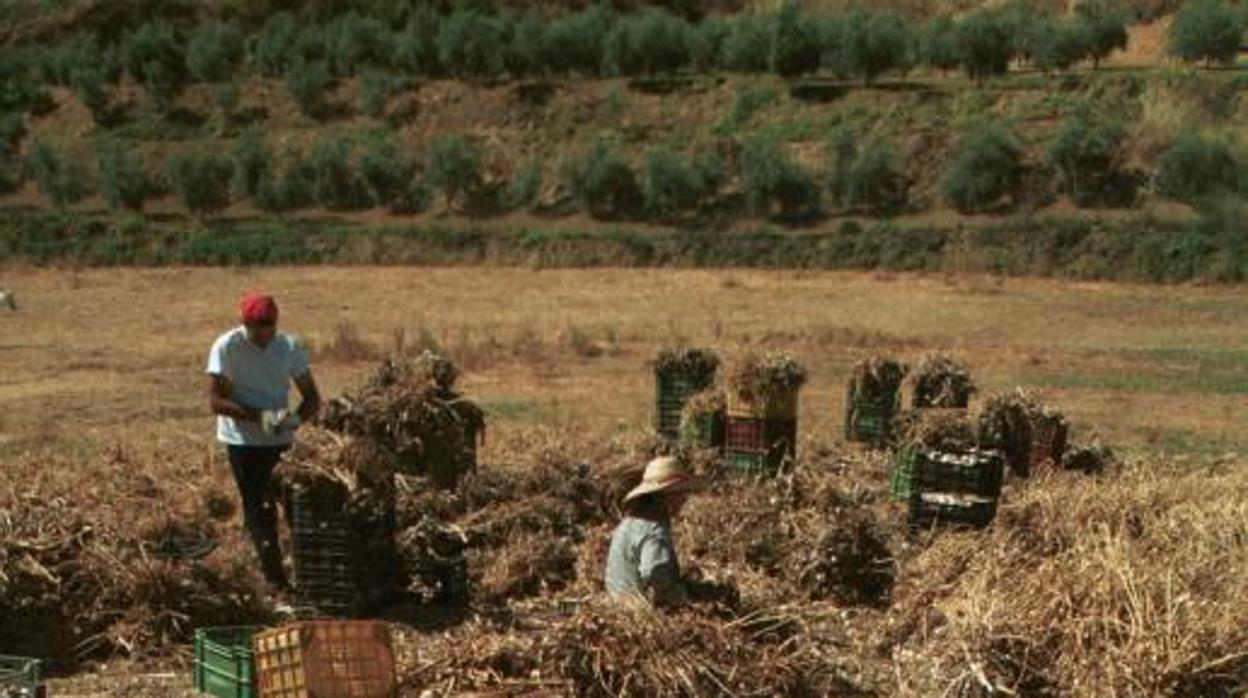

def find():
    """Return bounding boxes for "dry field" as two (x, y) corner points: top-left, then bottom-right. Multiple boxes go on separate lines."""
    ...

(1, 266), (1246, 697)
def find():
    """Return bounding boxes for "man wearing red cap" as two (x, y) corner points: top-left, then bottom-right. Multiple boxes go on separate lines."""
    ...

(206, 291), (321, 591)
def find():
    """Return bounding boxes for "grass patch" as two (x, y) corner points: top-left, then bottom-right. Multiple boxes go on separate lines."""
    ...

(478, 397), (555, 422)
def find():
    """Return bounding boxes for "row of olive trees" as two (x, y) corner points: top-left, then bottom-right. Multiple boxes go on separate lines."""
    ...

(16, 124), (1243, 221)
(35, 0), (1248, 123)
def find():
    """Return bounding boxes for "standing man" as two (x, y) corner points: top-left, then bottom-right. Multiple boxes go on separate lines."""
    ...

(206, 291), (320, 592)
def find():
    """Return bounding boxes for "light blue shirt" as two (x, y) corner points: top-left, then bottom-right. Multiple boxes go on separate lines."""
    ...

(604, 515), (686, 606)
(206, 326), (310, 447)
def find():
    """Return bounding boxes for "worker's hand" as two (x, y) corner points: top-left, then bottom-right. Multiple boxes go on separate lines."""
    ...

(261, 409), (301, 435)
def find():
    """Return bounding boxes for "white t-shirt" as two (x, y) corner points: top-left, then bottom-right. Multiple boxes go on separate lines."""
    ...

(205, 326), (310, 447)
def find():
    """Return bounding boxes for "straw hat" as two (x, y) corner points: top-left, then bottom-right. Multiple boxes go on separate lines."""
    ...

(624, 457), (700, 503)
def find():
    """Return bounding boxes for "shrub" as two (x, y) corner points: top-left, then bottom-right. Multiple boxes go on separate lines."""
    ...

(359, 142), (418, 211)
(772, 0), (821, 77)
(642, 147), (699, 217)
(543, 5), (611, 77)
(68, 63), (112, 124)
(286, 59), (332, 119)
(1168, 0), (1244, 67)
(836, 9), (913, 84)
(942, 123), (1024, 213)
(1029, 16), (1092, 73)
(956, 10), (1015, 83)
(740, 136), (820, 222)
(727, 85), (777, 129)
(0, 111), (25, 193)
(604, 8), (691, 77)
(394, 8), (443, 76)
(563, 139), (642, 219)
(1074, 0), (1130, 69)
(505, 10), (548, 78)
(232, 130), (272, 200)
(920, 15), (961, 73)
(307, 138), (369, 210)
(426, 134), (483, 211)
(1048, 111), (1130, 206)
(1155, 130), (1242, 202)
(690, 149), (726, 207)
(212, 81), (241, 120)
(437, 10), (506, 80)
(722, 13), (772, 73)
(510, 156), (544, 209)
(254, 12), (301, 77)
(359, 71), (396, 118)
(123, 22), (189, 110)
(689, 17), (728, 72)
(168, 151), (233, 218)
(187, 21), (245, 83)
(26, 141), (92, 208)
(256, 150), (315, 214)
(323, 12), (392, 77)
(97, 139), (155, 211)
(828, 131), (904, 214)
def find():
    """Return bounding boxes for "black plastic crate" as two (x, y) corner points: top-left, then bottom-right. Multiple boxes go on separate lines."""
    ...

(912, 449), (1004, 498)
(908, 492), (998, 531)
(0, 655), (40, 698)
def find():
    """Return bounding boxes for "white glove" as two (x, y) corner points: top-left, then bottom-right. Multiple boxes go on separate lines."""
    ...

(261, 409), (302, 435)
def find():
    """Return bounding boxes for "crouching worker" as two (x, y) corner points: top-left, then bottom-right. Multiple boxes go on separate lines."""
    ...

(605, 457), (701, 608)
(206, 292), (320, 592)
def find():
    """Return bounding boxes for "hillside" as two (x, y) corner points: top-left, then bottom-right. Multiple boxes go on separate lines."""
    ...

(0, 0), (1246, 280)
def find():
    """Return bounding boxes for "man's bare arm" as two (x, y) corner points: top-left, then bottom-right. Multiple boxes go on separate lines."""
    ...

(293, 370), (322, 424)
(208, 374), (260, 422)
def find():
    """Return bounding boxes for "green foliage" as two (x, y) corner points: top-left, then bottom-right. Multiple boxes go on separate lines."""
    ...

(307, 137), (370, 211)
(690, 149), (726, 206)
(394, 8), (443, 76)
(168, 151), (233, 218)
(563, 139), (642, 220)
(68, 61), (112, 124)
(1074, 0), (1130, 68)
(96, 139), (155, 211)
(1168, 0), (1244, 67)
(232, 130), (272, 200)
(123, 22), (189, 110)
(689, 17), (727, 72)
(254, 12), (301, 77)
(835, 9), (913, 84)
(721, 13), (772, 73)
(543, 5), (611, 77)
(426, 134), (483, 210)
(510, 156), (544, 209)
(26, 141), (92, 208)
(772, 0), (821, 78)
(642, 147), (699, 217)
(359, 71), (396, 118)
(604, 8), (691, 77)
(187, 21), (245, 83)
(740, 136), (820, 222)
(212, 81), (241, 119)
(286, 59), (332, 119)
(1156, 130), (1243, 202)
(256, 149), (315, 214)
(323, 12), (392, 77)
(1028, 15), (1092, 73)
(505, 10), (548, 78)
(437, 10), (505, 79)
(1048, 110), (1131, 207)
(360, 141), (419, 213)
(920, 16), (961, 73)
(0, 111), (25, 193)
(956, 10), (1015, 83)
(830, 134), (904, 214)
(943, 123), (1024, 213)
(727, 85), (777, 129)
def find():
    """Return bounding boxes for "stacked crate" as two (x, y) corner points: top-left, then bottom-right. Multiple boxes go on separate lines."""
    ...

(253, 620), (397, 698)
(287, 483), (357, 618)
(898, 449), (1005, 531)
(725, 392), (798, 475)
(655, 367), (715, 440)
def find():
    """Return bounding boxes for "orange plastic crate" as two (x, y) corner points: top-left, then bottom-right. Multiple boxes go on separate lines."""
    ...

(253, 621), (397, 698)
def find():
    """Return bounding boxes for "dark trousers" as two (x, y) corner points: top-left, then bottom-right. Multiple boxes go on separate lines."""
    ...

(227, 445), (289, 589)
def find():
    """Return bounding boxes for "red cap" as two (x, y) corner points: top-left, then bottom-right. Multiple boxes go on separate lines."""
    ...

(239, 292), (279, 324)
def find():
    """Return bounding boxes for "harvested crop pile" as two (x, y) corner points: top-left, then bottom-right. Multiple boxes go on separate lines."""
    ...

(0, 448), (268, 662)
(910, 353), (976, 408)
(729, 351), (809, 405)
(895, 408), (977, 452)
(678, 388), (726, 449)
(1062, 442), (1115, 474)
(977, 389), (1040, 474)
(322, 352), (485, 488)
(652, 346), (720, 386)
(848, 356), (907, 405)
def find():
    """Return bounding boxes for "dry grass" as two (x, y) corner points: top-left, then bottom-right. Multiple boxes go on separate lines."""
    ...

(0, 267), (1244, 695)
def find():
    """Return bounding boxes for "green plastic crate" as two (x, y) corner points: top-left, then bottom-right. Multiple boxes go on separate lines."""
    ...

(655, 371), (705, 439)
(890, 449), (918, 501)
(194, 626), (259, 698)
(0, 655), (40, 698)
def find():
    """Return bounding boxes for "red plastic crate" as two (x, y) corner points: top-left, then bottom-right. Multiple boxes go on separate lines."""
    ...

(725, 417), (796, 455)
(1028, 418), (1069, 473)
